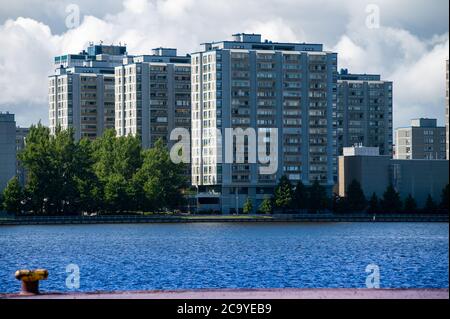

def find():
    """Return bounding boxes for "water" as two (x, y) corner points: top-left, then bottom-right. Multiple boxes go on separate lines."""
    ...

(0, 223), (448, 293)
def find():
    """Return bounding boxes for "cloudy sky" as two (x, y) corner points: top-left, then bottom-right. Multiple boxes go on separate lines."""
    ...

(0, 0), (448, 129)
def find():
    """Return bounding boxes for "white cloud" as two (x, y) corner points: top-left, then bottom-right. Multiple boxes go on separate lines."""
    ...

(334, 24), (449, 127)
(0, 0), (448, 129)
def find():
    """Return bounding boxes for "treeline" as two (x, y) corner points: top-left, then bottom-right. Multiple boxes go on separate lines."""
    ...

(1, 124), (187, 215)
(249, 176), (449, 214)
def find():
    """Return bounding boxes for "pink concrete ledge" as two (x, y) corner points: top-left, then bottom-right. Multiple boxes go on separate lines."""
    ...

(2, 288), (449, 299)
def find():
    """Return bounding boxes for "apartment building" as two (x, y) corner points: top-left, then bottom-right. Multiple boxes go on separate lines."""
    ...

(395, 118), (446, 160)
(49, 43), (127, 140)
(115, 48), (191, 149)
(191, 33), (338, 213)
(0, 112), (16, 193)
(336, 69), (393, 156)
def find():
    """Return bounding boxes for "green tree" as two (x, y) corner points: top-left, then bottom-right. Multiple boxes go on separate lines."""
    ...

(92, 129), (142, 212)
(308, 179), (329, 212)
(367, 193), (380, 214)
(73, 139), (102, 214)
(424, 194), (437, 213)
(403, 194), (417, 213)
(332, 193), (348, 214)
(18, 123), (56, 214)
(134, 139), (186, 211)
(440, 184), (449, 210)
(293, 180), (308, 210)
(346, 179), (367, 212)
(259, 196), (273, 214)
(381, 184), (402, 213)
(274, 175), (294, 212)
(243, 197), (253, 214)
(2, 177), (23, 214)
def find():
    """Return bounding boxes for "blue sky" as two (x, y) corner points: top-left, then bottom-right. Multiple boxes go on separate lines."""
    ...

(0, 0), (448, 129)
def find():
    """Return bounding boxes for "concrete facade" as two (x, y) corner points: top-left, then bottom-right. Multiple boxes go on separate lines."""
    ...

(395, 118), (446, 160)
(0, 112), (17, 193)
(49, 44), (127, 140)
(114, 48), (191, 149)
(191, 33), (338, 213)
(339, 147), (449, 208)
(336, 69), (393, 156)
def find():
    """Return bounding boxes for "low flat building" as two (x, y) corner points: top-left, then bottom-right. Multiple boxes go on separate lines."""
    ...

(339, 146), (449, 208)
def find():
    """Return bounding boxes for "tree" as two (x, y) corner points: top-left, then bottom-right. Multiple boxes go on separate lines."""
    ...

(293, 180), (308, 210)
(274, 175), (293, 212)
(92, 129), (143, 212)
(134, 139), (187, 211)
(259, 196), (273, 214)
(403, 194), (417, 213)
(308, 179), (329, 212)
(440, 184), (449, 210)
(18, 123), (57, 214)
(346, 179), (366, 212)
(2, 177), (23, 214)
(332, 193), (348, 214)
(381, 184), (402, 213)
(367, 193), (380, 214)
(424, 194), (437, 213)
(243, 197), (253, 214)
(73, 138), (102, 214)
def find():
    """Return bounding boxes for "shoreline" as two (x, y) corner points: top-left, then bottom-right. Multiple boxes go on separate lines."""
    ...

(2, 288), (449, 299)
(0, 213), (448, 225)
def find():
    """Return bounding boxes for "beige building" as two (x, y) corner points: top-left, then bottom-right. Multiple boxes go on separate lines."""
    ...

(114, 48), (191, 149)
(191, 33), (338, 213)
(339, 146), (449, 208)
(395, 118), (446, 160)
(49, 44), (127, 140)
(336, 69), (393, 156)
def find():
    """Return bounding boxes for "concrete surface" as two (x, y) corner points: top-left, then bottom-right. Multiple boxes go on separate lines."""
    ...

(2, 288), (449, 299)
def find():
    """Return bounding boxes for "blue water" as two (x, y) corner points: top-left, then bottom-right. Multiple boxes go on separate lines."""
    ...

(0, 223), (448, 293)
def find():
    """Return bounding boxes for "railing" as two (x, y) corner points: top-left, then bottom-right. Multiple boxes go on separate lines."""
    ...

(0, 212), (448, 225)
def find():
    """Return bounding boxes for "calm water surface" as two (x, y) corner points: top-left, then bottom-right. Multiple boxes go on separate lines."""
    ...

(0, 222), (448, 293)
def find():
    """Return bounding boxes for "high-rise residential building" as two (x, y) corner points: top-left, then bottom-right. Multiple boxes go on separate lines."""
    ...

(395, 118), (446, 160)
(49, 43), (127, 140)
(336, 69), (393, 156)
(0, 112), (17, 193)
(446, 60), (449, 159)
(191, 33), (338, 213)
(114, 48), (191, 149)
(15, 126), (29, 186)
